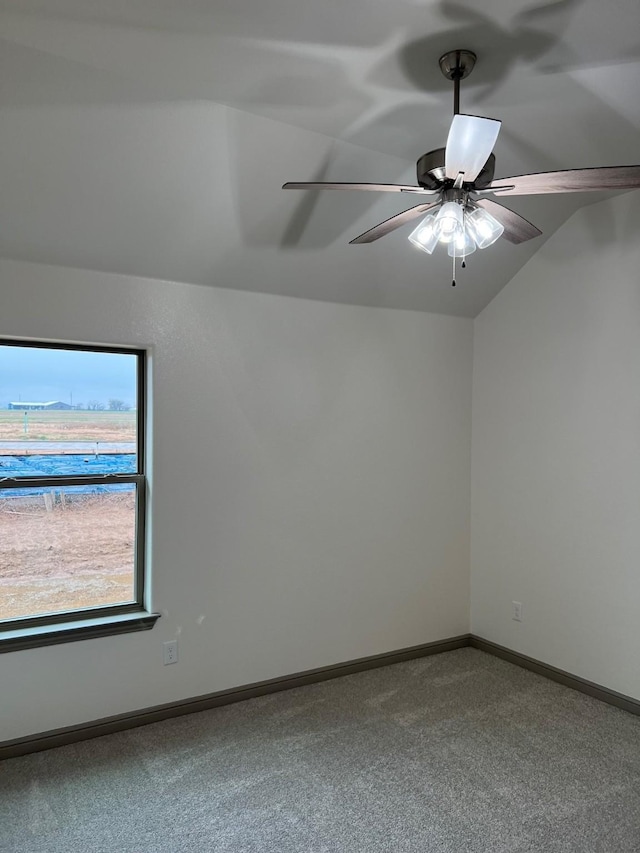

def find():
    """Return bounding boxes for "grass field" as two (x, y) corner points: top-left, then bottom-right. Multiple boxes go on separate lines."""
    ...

(0, 410), (136, 443)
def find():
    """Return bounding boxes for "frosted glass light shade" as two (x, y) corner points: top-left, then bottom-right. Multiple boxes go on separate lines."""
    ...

(408, 212), (439, 253)
(447, 228), (477, 258)
(466, 206), (504, 248)
(434, 201), (464, 243)
(445, 114), (502, 182)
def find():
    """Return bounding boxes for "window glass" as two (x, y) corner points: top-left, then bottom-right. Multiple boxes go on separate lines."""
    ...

(0, 345), (137, 476)
(0, 342), (144, 629)
(0, 484), (137, 621)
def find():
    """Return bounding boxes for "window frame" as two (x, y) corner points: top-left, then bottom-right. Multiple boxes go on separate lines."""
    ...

(0, 339), (159, 651)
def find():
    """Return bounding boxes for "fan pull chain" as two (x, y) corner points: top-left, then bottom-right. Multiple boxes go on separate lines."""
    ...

(452, 252), (456, 287)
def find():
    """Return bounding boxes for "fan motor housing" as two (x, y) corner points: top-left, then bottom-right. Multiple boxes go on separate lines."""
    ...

(416, 148), (496, 189)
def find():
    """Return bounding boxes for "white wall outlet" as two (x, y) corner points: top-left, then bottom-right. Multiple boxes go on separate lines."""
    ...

(163, 640), (178, 665)
(512, 601), (523, 622)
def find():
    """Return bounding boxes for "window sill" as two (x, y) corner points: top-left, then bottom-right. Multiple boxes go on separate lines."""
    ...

(0, 611), (160, 653)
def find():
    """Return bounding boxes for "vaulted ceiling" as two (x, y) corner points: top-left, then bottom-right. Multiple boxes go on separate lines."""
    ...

(1, 0), (639, 316)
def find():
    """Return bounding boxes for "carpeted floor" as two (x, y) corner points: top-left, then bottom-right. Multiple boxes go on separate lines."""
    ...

(2, 648), (640, 852)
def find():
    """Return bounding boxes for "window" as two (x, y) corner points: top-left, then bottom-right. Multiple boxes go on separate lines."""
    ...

(0, 341), (158, 651)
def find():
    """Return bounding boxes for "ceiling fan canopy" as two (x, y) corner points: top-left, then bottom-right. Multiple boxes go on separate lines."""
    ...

(283, 49), (640, 284)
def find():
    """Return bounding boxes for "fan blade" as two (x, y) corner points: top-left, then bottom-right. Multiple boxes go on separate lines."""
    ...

(475, 198), (542, 244)
(472, 185), (516, 195)
(350, 202), (439, 244)
(488, 165), (640, 196)
(283, 182), (435, 194)
(400, 187), (442, 195)
(445, 114), (502, 182)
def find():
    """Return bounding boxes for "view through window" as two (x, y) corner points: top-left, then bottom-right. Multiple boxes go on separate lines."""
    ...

(0, 341), (145, 628)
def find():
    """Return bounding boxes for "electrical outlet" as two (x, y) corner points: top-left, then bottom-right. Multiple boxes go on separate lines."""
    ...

(512, 601), (523, 622)
(163, 640), (178, 665)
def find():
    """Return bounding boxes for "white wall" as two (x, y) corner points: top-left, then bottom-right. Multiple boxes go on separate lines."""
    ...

(471, 191), (640, 700)
(0, 258), (473, 742)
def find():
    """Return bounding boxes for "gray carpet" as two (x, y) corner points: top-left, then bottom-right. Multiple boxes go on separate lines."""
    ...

(2, 648), (640, 852)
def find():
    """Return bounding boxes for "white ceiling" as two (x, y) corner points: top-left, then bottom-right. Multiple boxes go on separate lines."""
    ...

(1, 0), (639, 316)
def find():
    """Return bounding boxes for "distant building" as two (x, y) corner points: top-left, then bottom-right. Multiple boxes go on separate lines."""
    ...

(8, 401), (73, 411)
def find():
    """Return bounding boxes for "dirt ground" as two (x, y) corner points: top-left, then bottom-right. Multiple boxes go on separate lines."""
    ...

(0, 492), (136, 621)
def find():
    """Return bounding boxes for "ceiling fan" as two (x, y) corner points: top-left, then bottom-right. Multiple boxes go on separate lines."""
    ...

(283, 50), (640, 286)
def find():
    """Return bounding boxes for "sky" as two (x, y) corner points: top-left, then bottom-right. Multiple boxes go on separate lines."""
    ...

(0, 344), (137, 408)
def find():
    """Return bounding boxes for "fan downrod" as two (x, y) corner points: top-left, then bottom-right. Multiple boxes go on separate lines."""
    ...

(439, 49), (476, 116)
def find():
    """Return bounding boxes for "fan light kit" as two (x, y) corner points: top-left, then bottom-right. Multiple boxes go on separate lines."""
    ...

(283, 49), (640, 287)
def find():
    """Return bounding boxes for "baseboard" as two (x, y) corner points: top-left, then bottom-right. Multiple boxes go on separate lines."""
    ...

(0, 633), (470, 761)
(470, 635), (640, 717)
(5, 633), (638, 761)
